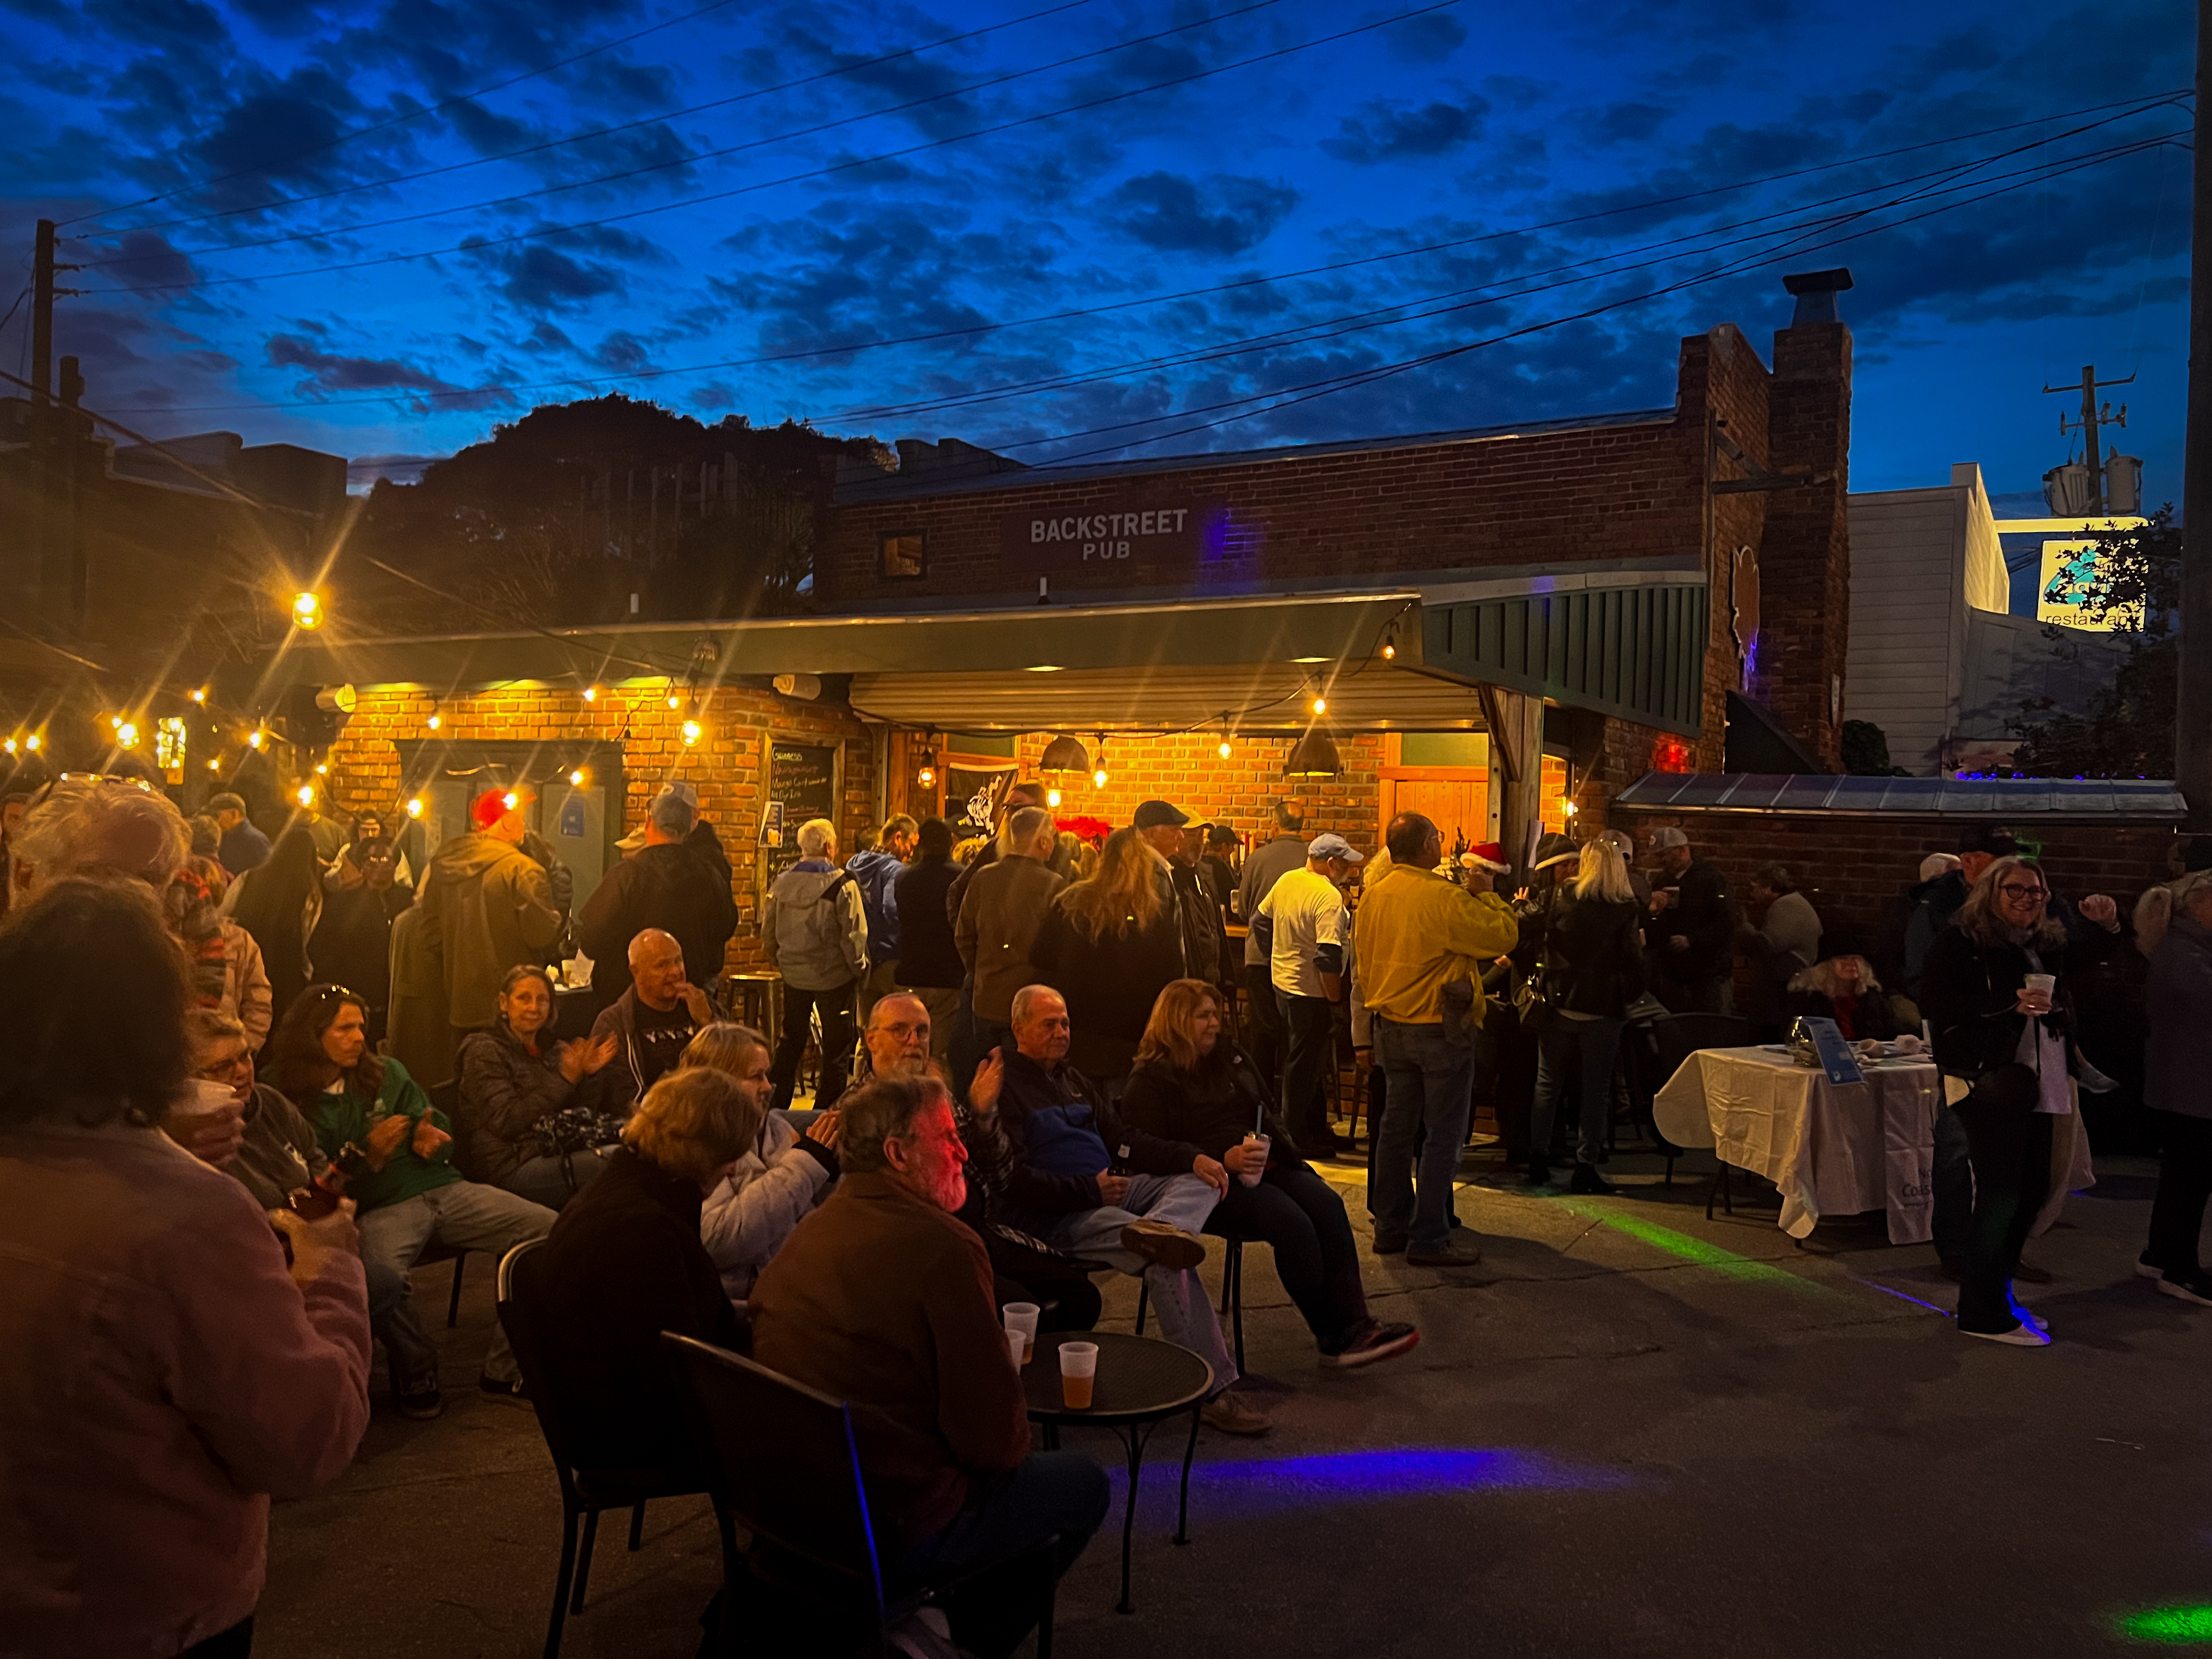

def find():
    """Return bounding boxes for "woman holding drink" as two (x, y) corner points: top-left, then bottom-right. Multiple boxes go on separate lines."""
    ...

(1921, 855), (2122, 1345)
(1121, 978), (1419, 1368)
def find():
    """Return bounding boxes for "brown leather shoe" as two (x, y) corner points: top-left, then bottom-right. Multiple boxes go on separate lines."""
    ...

(1200, 1391), (1272, 1435)
(1119, 1220), (1206, 1271)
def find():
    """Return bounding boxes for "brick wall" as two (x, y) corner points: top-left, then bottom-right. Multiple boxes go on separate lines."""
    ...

(325, 684), (877, 972)
(1755, 321), (1853, 768)
(1610, 808), (2177, 951)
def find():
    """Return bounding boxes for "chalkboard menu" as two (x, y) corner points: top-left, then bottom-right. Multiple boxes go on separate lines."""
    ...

(762, 739), (840, 882)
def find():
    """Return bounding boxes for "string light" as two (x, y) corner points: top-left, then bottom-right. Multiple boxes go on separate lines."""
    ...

(1093, 735), (1108, 789)
(116, 721), (139, 748)
(207, 758), (221, 771)
(425, 706), (442, 731)
(191, 688), (207, 703)
(1381, 622), (1398, 661)
(314, 762), (328, 775)
(666, 692), (681, 710)
(2, 738), (14, 755)
(1312, 695), (1327, 715)
(24, 734), (40, 752)
(681, 720), (702, 747)
(291, 591), (322, 629)
(1046, 787), (1062, 808)
(109, 715), (122, 730)
(582, 685), (599, 703)
(406, 797), (424, 818)
(296, 784), (314, 806)
(247, 729), (264, 748)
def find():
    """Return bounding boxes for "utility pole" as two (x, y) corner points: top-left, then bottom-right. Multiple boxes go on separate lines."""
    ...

(2184, 0), (2212, 826)
(25, 221), (81, 630)
(2041, 364), (2133, 515)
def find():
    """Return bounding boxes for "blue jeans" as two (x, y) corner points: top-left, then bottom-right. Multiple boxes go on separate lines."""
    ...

(1373, 1017), (1475, 1251)
(1530, 1016), (1624, 1169)
(1932, 1104), (1974, 1261)
(1039, 1173), (1235, 1387)
(359, 1180), (557, 1384)
(1277, 989), (1336, 1152)
(499, 1148), (612, 1211)
(891, 1451), (1111, 1653)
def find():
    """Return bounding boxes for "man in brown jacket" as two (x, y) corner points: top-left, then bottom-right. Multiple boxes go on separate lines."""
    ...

(750, 1073), (1108, 1646)
(413, 788), (565, 1082)
(954, 805), (1064, 1048)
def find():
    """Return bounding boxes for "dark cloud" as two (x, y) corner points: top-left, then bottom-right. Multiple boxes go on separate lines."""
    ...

(1381, 12), (1466, 63)
(191, 67), (362, 191)
(443, 95), (534, 156)
(104, 230), (198, 290)
(227, 0), (334, 31)
(266, 331), (462, 392)
(565, 50), (673, 114)
(1590, 101), (1672, 144)
(82, 0), (226, 47)
(1105, 171), (1299, 255)
(1324, 95), (1488, 163)
(594, 329), (650, 371)
(462, 238), (628, 311)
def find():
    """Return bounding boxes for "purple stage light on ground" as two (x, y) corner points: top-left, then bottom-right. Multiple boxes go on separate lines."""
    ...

(1116, 1447), (1641, 1522)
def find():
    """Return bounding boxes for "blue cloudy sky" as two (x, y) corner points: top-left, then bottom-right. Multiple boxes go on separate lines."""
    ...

(0, 0), (2192, 503)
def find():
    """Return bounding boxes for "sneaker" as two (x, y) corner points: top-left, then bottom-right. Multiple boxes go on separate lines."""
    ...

(1568, 1164), (1617, 1195)
(1519, 1163), (1554, 1190)
(2137, 1254), (2170, 1280)
(1119, 1220), (1206, 1271)
(1405, 1237), (1484, 1269)
(1370, 1233), (1407, 1256)
(2011, 1258), (2053, 1286)
(2158, 1272), (2212, 1307)
(1325, 1322), (1421, 1369)
(1961, 1322), (2051, 1347)
(478, 1374), (530, 1402)
(2008, 1297), (2049, 1334)
(1199, 1391), (1272, 1435)
(394, 1387), (443, 1420)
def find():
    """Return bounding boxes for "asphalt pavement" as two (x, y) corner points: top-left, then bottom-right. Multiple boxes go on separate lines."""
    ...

(258, 1146), (2212, 1659)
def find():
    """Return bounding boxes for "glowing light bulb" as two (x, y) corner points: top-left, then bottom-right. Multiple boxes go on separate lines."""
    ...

(917, 765), (935, 787)
(2, 738), (14, 755)
(207, 758), (221, 771)
(1093, 768), (1108, 788)
(1218, 739), (1232, 759)
(291, 591), (321, 629)
(247, 729), (263, 748)
(110, 715), (122, 731)
(502, 791), (518, 810)
(569, 769), (585, 786)
(1046, 787), (1062, 808)
(426, 712), (442, 731)
(1562, 800), (1579, 816)
(681, 720), (702, 747)
(296, 785), (314, 807)
(25, 734), (40, 752)
(667, 693), (681, 710)
(314, 762), (328, 775)
(583, 685), (599, 703)
(191, 688), (206, 703)
(406, 798), (424, 818)
(1312, 697), (1327, 715)
(116, 722), (139, 748)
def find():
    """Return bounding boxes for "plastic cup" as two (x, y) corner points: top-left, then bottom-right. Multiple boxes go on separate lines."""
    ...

(1002, 1301), (1040, 1365)
(1238, 1133), (1270, 1187)
(2024, 973), (2056, 996)
(1059, 1341), (1098, 1410)
(1006, 1328), (1026, 1370)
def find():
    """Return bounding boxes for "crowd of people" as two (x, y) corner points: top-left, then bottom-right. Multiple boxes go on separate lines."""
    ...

(10, 764), (2212, 1657)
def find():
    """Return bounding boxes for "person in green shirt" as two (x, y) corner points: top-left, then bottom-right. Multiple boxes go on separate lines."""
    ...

(269, 985), (556, 1415)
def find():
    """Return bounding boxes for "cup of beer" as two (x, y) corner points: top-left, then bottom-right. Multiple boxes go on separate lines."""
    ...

(1059, 1341), (1098, 1410)
(1005, 1328), (1025, 1370)
(1002, 1301), (1040, 1365)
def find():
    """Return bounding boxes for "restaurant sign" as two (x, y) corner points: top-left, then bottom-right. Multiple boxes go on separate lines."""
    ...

(1000, 500), (1219, 572)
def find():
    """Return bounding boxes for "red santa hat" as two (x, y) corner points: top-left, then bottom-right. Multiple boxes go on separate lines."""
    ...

(1460, 840), (1511, 873)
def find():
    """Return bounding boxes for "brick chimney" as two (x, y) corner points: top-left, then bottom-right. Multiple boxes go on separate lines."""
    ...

(1752, 269), (1853, 769)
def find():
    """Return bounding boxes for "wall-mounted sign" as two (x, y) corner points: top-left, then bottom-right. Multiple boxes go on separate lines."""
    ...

(1000, 501), (1220, 572)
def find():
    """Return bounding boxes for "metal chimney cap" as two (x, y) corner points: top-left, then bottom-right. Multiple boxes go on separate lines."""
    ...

(1783, 268), (1854, 295)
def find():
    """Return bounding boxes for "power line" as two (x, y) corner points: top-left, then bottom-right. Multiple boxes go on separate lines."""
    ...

(92, 91), (2189, 417)
(58, 0), (759, 229)
(78, 0), (1466, 297)
(86, 0), (1102, 242)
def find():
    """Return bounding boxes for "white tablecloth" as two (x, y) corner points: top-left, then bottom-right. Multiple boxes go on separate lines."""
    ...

(1653, 1047), (1940, 1243)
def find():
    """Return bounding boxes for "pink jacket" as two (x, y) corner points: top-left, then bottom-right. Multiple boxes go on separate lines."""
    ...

(0, 1121), (371, 1656)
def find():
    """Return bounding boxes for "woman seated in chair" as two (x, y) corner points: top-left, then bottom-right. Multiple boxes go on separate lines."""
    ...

(455, 965), (622, 1210)
(1120, 978), (1419, 1368)
(1784, 954), (1902, 1041)
(673, 1022), (840, 1314)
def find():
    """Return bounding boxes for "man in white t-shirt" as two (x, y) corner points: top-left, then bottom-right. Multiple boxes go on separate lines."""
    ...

(1254, 833), (1363, 1158)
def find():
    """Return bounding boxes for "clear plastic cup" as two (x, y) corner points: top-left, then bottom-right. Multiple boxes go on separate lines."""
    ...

(1059, 1341), (1098, 1410)
(1006, 1328), (1026, 1370)
(1002, 1301), (1040, 1365)
(2023, 973), (2056, 1011)
(1238, 1133), (1270, 1187)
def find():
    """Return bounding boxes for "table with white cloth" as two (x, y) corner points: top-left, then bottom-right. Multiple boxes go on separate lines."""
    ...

(1652, 1046), (1941, 1243)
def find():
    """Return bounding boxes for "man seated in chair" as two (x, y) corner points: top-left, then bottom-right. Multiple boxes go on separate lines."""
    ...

(862, 990), (1104, 1335)
(965, 985), (1267, 1435)
(751, 1075), (1110, 1653)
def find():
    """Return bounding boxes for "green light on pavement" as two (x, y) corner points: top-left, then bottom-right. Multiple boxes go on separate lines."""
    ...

(2120, 1606), (2212, 1643)
(1563, 1203), (1825, 1295)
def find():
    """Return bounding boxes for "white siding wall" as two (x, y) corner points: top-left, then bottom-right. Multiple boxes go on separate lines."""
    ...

(1846, 486), (1963, 774)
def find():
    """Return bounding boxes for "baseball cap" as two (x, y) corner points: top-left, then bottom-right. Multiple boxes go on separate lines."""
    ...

(1307, 832), (1364, 865)
(1132, 799), (1189, 830)
(471, 786), (530, 830)
(1647, 826), (1689, 852)
(1957, 824), (2019, 857)
(651, 780), (699, 832)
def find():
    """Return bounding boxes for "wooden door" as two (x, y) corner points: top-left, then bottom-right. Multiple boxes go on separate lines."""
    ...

(1379, 776), (1489, 852)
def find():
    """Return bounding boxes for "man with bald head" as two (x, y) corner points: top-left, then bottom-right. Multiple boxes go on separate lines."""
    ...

(584, 927), (722, 1114)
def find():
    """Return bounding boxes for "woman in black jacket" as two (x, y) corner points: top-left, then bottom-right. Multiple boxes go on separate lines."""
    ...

(1031, 827), (1186, 1091)
(1120, 978), (1419, 1368)
(1525, 839), (1646, 1193)
(1920, 855), (2123, 1344)
(455, 965), (619, 1207)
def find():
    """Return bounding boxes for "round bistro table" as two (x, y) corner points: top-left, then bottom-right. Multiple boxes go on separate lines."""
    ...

(1022, 1329), (1212, 1615)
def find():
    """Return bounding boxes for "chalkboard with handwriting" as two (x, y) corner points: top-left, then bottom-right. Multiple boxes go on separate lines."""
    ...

(763, 740), (840, 882)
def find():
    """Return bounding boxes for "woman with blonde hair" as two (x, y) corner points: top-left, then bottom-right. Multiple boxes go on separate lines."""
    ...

(1783, 955), (1901, 1041)
(1121, 978), (1419, 1368)
(1921, 854), (2123, 1343)
(532, 1064), (755, 1473)
(680, 1022), (841, 1310)
(1031, 825), (1186, 1088)
(1523, 837), (1646, 1193)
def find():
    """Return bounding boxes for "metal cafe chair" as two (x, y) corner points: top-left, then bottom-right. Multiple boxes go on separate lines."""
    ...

(1132, 1232), (1252, 1374)
(662, 1334), (1061, 1659)
(495, 1243), (711, 1659)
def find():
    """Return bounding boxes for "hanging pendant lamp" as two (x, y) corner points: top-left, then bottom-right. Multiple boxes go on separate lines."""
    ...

(1283, 729), (1342, 778)
(1039, 733), (1091, 773)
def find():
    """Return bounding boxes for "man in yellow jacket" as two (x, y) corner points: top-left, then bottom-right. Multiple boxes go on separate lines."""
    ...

(1354, 812), (1520, 1266)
